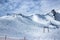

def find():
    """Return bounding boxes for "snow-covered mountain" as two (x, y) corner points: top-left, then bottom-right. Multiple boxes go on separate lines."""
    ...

(0, 10), (60, 40)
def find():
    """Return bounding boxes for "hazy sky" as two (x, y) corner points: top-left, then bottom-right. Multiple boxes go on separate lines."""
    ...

(0, 0), (60, 16)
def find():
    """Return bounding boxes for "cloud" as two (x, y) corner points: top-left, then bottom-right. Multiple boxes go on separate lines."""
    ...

(0, 0), (60, 16)
(40, 0), (60, 13)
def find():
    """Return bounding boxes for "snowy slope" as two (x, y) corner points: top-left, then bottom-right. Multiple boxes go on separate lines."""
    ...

(0, 12), (60, 40)
(0, 14), (41, 38)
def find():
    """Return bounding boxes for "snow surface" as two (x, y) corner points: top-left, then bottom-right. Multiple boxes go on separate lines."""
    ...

(0, 11), (60, 40)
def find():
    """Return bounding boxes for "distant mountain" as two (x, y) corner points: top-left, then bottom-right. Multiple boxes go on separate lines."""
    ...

(51, 9), (60, 21)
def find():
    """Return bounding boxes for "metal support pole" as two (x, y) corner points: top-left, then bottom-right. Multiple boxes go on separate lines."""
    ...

(5, 35), (7, 40)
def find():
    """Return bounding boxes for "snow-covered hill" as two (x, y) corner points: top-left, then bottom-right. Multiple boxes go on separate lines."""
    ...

(0, 10), (60, 40)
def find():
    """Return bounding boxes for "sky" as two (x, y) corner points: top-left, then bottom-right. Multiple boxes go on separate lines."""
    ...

(0, 0), (60, 16)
